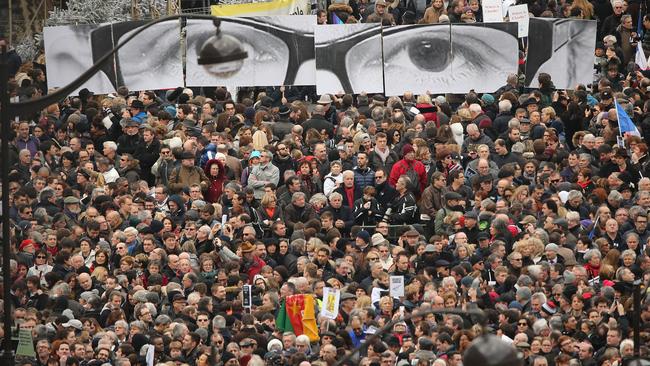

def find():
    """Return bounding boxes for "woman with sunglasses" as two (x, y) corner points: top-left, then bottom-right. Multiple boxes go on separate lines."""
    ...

(28, 249), (53, 288)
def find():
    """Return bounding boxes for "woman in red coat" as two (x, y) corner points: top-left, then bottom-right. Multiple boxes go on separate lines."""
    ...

(204, 158), (227, 203)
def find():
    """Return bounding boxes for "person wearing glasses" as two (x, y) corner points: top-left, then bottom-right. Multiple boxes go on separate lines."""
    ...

(28, 249), (53, 287)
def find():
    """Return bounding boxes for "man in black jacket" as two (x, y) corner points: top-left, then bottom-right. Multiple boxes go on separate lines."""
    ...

(134, 127), (160, 185)
(302, 104), (334, 140)
(388, 176), (418, 225)
(116, 119), (140, 156)
(373, 168), (397, 212)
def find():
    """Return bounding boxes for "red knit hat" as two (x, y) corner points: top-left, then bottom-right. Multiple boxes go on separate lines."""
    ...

(19, 239), (39, 252)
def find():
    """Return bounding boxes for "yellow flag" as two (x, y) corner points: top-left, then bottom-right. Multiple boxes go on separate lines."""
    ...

(302, 294), (320, 342)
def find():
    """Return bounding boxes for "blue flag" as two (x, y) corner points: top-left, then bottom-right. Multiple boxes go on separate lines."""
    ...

(615, 100), (640, 136)
(638, 10), (644, 37)
(332, 13), (344, 24)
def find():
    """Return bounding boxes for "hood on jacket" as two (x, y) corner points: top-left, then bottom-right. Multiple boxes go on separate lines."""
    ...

(328, 3), (353, 14)
(168, 194), (186, 214)
(204, 158), (226, 180)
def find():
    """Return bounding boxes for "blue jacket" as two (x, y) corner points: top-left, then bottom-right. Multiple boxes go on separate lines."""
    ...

(353, 166), (375, 191)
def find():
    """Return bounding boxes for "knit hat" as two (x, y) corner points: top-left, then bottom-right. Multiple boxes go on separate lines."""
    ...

(481, 94), (495, 105)
(541, 301), (557, 315)
(478, 118), (492, 129)
(19, 239), (39, 252)
(402, 144), (415, 157)
(357, 230), (370, 244)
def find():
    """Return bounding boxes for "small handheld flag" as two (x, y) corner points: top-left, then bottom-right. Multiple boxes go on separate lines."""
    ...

(332, 13), (344, 24)
(635, 42), (648, 70)
(615, 100), (641, 136)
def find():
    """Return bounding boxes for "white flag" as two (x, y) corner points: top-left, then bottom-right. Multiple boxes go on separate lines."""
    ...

(321, 287), (340, 320)
(636, 42), (648, 70)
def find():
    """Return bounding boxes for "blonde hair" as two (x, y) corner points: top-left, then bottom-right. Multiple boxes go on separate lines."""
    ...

(356, 295), (372, 309)
(253, 129), (269, 151)
(541, 106), (556, 119)
(416, 94), (432, 104)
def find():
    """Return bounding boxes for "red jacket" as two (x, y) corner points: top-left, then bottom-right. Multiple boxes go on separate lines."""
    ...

(204, 159), (226, 203)
(245, 256), (266, 284)
(388, 159), (427, 194)
(415, 103), (439, 126)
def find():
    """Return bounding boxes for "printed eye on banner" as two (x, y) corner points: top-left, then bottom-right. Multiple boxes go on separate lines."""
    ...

(185, 16), (316, 87)
(382, 23), (518, 95)
(315, 23), (383, 95)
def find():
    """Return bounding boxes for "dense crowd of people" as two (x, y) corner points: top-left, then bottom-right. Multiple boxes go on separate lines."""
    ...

(3, 0), (650, 365)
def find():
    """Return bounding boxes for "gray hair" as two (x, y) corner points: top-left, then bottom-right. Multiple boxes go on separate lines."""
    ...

(291, 192), (307, 204)
(498, 99), (512, 113)
(517, 287), (532, 301)
(114, 320), (129, 331)
(609, 191), (623, 201)
(567, 190), (583, 202)
(621, 249), (637, 260)
(103, 141), (118, 151)
(533, 229), (550, 245)
(172, 323), (189, 340)
(532, 318), (549, 335)
(309, 193), (328, 206)
(329, 192), (343, 202)
(579, 153), (592, 163)
(531, 292), (547, 304)
(583, 249), (602, 262)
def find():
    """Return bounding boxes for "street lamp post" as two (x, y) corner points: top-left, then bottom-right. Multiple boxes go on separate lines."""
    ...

(0, 14), (247, 365)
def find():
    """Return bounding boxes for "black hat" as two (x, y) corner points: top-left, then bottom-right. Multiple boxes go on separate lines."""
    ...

(470, 255), (484, 265)
(172, 293), (187, 303)
(260, 96), (273, 108)
(521, 97), (538, 107)
(372, 94), (386, 102)
(179, 151), (195, 160)
(435, 259), (451, 268)
(477, 232), (490, 241)
(79, 88), (94, 100)
(130, 99), (144, 109)
(221, 351), (237, 363)
(278, 105), (291, 117)
(124, 118), (139, 127)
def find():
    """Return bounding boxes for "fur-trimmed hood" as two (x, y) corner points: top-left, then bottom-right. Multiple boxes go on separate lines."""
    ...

(328, 3), (353, 14)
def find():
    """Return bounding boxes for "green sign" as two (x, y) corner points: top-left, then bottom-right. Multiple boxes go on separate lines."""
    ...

(16, 328), (35, 358)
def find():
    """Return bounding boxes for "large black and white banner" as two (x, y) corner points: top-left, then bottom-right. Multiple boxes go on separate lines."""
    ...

(44, 20), (183, 95)
(315, 23), (383, 95)
(525, 18), (597, 89)
(382, 24), (452, 96)
(43, 16), (595, 95)
(383, 22), (519, 96)
(109, 20), (184, 92)
(44, 23), (117, 95)
(186, 15), (316, 87)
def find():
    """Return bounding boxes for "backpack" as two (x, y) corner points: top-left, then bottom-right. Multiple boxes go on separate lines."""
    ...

(403, 162), (420, 193)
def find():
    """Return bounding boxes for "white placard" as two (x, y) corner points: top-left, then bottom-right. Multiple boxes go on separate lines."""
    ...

(321, 287), (340, 319)
(146, 344), (154, 366)
(501, 0), (516, 17)
(482, 0), (504, 22)
(389, 275), (405, 298)
(508, 4), (530, 37)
